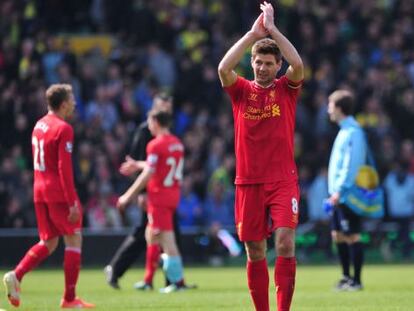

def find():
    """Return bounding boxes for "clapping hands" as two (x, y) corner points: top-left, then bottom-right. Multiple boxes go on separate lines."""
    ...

(251, 13), (268, 38)
(250, 1), (276, 39)
(260, 1), (276, 32)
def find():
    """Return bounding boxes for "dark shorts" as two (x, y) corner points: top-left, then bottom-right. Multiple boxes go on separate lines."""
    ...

(331, 204), (362, 235)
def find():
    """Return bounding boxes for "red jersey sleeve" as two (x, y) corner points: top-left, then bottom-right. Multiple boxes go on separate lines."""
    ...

(279, 75), (303, 97)
(224, 76), (250, 103)
(146, 140), (159, 173)
(57, 124), (78, 206)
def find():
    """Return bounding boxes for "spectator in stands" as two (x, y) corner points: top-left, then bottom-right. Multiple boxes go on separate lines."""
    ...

(383, 159), (414, 259)
(306, 167), (332, 260)
(204, 177), (239, 263)
(177, 176), (203, 230)
(86, 181), (122, 231)
(85, 85), (119, 132)
(3, 198), (28, 228)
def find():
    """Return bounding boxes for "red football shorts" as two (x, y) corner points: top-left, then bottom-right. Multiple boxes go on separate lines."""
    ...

(34, 202), (83, 241)
(147, 203), (176, 232)
(234, 180), (300, 242)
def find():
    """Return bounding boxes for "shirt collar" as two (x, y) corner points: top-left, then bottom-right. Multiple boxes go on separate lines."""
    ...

(339, 116), (357, 128)
(253, 80), (275, 89)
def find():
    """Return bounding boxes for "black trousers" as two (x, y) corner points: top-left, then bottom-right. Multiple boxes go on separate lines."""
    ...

(108, 213), (181, 280)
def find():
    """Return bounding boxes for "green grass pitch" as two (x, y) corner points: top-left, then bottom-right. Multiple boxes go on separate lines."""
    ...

(1, 264), (413, 310)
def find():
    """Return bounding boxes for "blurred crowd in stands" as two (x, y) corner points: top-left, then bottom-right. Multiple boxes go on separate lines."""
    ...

(0, 0), (413, 259)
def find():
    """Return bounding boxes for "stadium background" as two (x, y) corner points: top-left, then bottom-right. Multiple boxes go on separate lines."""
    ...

(0, 0), (413, 266)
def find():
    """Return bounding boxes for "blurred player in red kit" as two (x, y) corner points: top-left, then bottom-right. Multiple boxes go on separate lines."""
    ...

(218, 2), (304, 311)
(117, 108), (189, 293)
(3, 84), (94, 309)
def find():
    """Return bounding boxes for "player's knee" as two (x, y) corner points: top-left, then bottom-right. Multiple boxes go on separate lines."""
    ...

(332, 231), (346, 243)
(275, 228), (295, 256)
(43, 238), (58, 254)
(349, 234), (361, 243)
(331, 231), (339, 242)
(245, 241), (266, 261)
(275, 230), (295, 254)
(64, 233), (82, 248)
(160, 236), (179, 256)
(164, 244), (179, 257)
(332, 231), (350, 243)
(276, 239), (294, 257)
(246, 250), (265, 261)
(145, 229), (159, 245)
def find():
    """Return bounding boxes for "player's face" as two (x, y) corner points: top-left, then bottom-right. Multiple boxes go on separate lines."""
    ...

(251, 53), (281, 87)
(327, 100), (341, 123)
(64, 93), (76, 119)
(154, 99), (173, 113)
(148, 115), (157, 135)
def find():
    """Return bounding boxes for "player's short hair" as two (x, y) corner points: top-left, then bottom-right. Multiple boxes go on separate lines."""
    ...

(154, 92), (173, 103)
(329, 89), (355, 116)
(148, 108), (173, 128)
(153, 92), (173, 110)
(46, 84), (73, 110)
(252, 38), (282, 62)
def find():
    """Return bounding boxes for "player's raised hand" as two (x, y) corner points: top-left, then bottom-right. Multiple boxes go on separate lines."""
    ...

(260, 1), (276, 32)
(250, 13), (268, 39)
(119, 155), (140, 176)
(68, 202), (81, 224)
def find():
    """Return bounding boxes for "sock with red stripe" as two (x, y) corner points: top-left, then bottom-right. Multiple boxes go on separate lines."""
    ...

(275, 256), (296, 311)
(15, 242), (49, 281)
(144, 244), (161, 285)
(247, 258), (269, 311)
(63, 247), (81, 302)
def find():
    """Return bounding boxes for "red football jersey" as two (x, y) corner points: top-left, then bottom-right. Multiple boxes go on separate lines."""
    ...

(32, 113), (78, 204)
(146, 134), (184, 207)
(225, 75), (302, 184)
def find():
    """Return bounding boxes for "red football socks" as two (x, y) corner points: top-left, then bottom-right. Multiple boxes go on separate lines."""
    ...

(247, 258), (269, 311)
(275, 256), (296, 311)
(63, 247), (81, 302)
(144, 244), (161, 284)
(15, 242), (49, 281)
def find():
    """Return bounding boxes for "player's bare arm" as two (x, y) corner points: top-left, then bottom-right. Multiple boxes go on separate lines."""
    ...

(116, 165), (152, 210)
(218, 13), (267, 87)
(261, 1), (303, 82)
